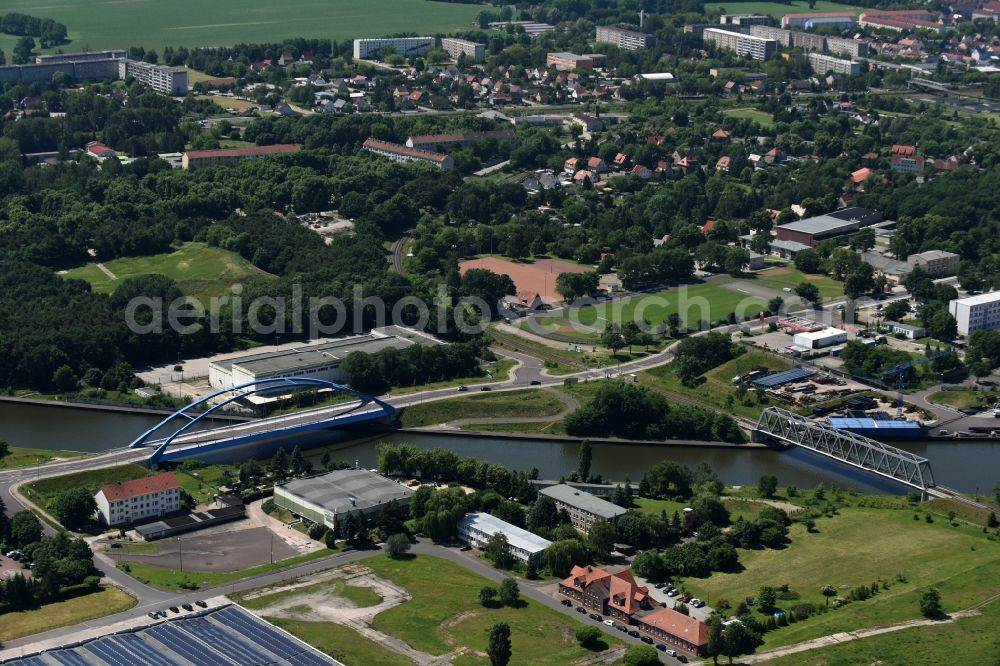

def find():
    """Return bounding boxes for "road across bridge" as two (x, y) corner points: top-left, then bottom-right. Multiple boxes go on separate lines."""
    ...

(755, 407), (935, 494)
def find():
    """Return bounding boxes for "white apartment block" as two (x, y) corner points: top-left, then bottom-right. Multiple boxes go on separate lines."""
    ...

(353, 37), (434, 60)
(749, 25), (793, 47)
(807, 52), (860, 75)
(950, 292), (1000, 336)
(119, 59), (188, 95)
(95, 472), (182, 526)
(457, 513), (551, 565)
(440, 37), (485, 62)
(703, 28), (777, 61)
(595, 25), (656, 50)
(825, 36), (870, 58)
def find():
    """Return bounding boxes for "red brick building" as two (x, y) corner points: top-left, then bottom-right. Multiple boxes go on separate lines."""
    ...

(558, 565), (654, 624)
(635, 607), (711, 656)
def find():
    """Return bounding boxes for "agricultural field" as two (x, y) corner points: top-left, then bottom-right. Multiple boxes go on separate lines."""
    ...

(704, 0), (863, 20)
(62, 242), (275, 300)
(677, 499), (1000, 650)
(0, 0), (480, 53)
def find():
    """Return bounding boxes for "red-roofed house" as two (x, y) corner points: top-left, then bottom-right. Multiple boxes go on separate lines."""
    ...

(631, 164), (652, 179)
(701, 219), (716, 236)
(716, 155), (732, 172)
(891, 144), (916, 157)
(587, 156), (608, 173)
(564, 157), (580, 173)
(636, 607), (710, 656)
(848, 167), (872, 191)
(711, 128), (732, 142)
(95, 472), (181, 526)
(85, 141), (116, 160)
(559, 565), (655, 624)
(181, 144), (302, 170)
(613, 152), (630, 169)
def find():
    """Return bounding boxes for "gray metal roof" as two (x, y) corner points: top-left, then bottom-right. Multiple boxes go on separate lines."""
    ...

(459, 513), (552, 554)
(769, 238), (812, 252)
(276, 469), (413, 516)
(540, 484), (628, 519)
(908, 249), (958, 261)
(777, 214), (859, 237)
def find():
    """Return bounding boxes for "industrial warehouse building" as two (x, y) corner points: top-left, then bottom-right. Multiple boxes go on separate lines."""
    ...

(775, 207), (882, 246)
(458, 512), (552, 565)
(5, 604), (341, 665)
(208, 326), (438, 390)
(274, 468), (414, 530)
(540, 484), (627, 533)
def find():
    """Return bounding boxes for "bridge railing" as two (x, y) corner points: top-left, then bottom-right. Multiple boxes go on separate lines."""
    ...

(756, 407), (934, 491)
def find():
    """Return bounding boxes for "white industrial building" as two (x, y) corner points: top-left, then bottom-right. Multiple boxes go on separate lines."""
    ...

(458, 513), (552, 565)
(949, 292), (1000, 336)
(274, 469), (414, 530)
(94, 472), (182, 526)
(792, 327), (849, 350)
(353, 37), (434, 60)
(208, 327), (438, 389)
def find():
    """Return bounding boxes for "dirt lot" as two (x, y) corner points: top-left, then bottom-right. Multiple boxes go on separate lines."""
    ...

(459, 257), (590, 303)
(120, 526), (299, 572)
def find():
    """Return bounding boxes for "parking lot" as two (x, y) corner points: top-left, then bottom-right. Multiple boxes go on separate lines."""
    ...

(108, 526), (300, 573)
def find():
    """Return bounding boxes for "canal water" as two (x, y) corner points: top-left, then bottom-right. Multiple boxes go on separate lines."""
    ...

(1, 401), (997, 493)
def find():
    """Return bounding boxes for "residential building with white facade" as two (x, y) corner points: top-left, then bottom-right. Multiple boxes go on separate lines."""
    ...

(703, 28), (778, 61)
(440, 38), (485, 62)
(362, 138), (455, 169)
(595, 25), (656, 50)
(540, 484), (627, 533)
(807, 52), (861, 75)
(781, 12), (857, 29)
(119, 59), (188, 95)
(748, 25), (793, 47)
(950, 292), (1000, 336)
(353, 37), (434, 60)
(719, 14), (771, 26)
(458, 513), (551, 565)
(825, 36), (870, 58)
(95, 472), (181, 526)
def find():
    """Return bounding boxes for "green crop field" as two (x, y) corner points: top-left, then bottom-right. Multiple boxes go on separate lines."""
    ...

(704, 0), (863, 20)
(677, 503), (1000, 650)
(0, 0), (480, 54)
(62, 242), (275, 300)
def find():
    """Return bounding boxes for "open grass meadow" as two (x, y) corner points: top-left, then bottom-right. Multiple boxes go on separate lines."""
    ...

(0, 0), (480, 53)
(749, 266), (845, 301)
(677, 503), (1000, 650)
(723, 108), (776, 128)
(0, 446), (86, 470)
(704, 0), (863, 20)
(23, 463), (151, 514)
(366, 555), (621, 663)
(62, 242), (275, 301)
(267, 619), (414, 666)
(0, 585), (136, 643)
(398, 389), (566, 428)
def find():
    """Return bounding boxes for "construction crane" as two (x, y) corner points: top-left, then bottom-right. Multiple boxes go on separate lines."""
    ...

(881, 350), (953, 419)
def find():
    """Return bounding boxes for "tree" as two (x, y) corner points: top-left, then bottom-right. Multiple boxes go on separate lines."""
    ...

(844, 265), (875, 299)
(794, 249), (822, 274)
(52, 365), (78, 393)
(601, 323), (625, 354)
(794, 282), (821, 304)
(883, 300), (910, 322)
(9, 511), (42, 548)
(272, 447), (289, 476)
(544, 539), (590, 577)
(577, 440), (592, 481)
(487, 622), (512, 666)
(479, 585), (497, 606)
(757, 475), (778, 499)
(588, 518), (617, 561)
(989, 512), (999, 528)
(722, 621), (760, 664)
(384, 533), (410, 559)
(290, 445), (305, 475)
(53, 487), (97, 531)
(920, 587), (942, 618)
(708, 614), (724, 665)
(575, 625), (602, 648)
(486, 532), (514, 570)
(622, 644), (660, 666)
(499, 577), (520, 606)
(757, 585), (777, 613)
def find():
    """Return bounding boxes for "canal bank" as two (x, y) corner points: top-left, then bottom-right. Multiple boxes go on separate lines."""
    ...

(1, 401), (998, 494)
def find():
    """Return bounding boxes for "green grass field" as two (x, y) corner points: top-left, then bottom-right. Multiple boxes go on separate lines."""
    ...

(723, 108), (776, 128)
(0, 586), (136, 643)
(0, 446), (86, 470)
(398, 389), (566, 428)
(749, 266), (844, 301)
(366, 554), (621, 662)
(677, 505), (1000, 650)
(62, 242), (274, 300)
(267, 619), (414, 666)
(926, 390), (991, 410)
(763, 598), (1000, 666)
(23, 464), (150, 515)
(704, 0), (862, 20)
(0, 0), (479, 53)
(388, 359), (517, 397)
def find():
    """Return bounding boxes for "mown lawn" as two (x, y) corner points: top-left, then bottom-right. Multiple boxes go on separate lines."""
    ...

(23, 464), (150, 513)
(762, 597), (1000, 666)
(926, 390), (991, 410)
(746, 266), (845, 301)
(0, 446), (87, 470)
(633, 496), (777, 522)
(398, 389), (566, 428)
(388, 359), (517, 397)
(677, 505), (1000, 649)
(0, 586), (136, 643)
(723, 108), (776, 128)
(366, 555), (621, 662)
(576, 282), (769, 329)
(62, 242), (275, 300)
(267, 619), (414, 666)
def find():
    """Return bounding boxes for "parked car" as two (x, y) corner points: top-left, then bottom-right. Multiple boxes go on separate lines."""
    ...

(654, 582), (665, 589)
(169, 606), (180, 614)
(460, 545), (471, 551)
(666, 649), (677, 657)
(576, 606), (586, 614)
(641, 635), (653, 644)
(182, 603), (193, 611)
(616, 624), (628, 632)
(195, 600), (207, 608)
(603, 619), (614, 626)
(691, 598), (705, 608)
(677, 655), (688, 663)
(147, 612), (158, 619)
(588, 613), (602, 621)
(655, 643), (667, 652)
(628, 630), (640, 638)
(561, 599), (572, 606)
(667, 588), (679, 597)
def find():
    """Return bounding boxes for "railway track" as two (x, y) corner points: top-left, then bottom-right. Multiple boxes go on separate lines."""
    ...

(389, 231), (411, 274)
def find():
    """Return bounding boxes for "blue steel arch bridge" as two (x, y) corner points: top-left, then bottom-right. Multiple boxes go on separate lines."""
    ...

(128, 377), (395, 466)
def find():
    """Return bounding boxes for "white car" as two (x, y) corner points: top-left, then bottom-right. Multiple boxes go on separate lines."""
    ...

(603, 619), (614, 626)
(690, 598), (706, 608)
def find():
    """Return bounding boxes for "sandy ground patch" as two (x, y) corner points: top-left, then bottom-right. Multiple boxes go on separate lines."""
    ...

(760, 267), (791, 276)
(459, 256), (590, 303)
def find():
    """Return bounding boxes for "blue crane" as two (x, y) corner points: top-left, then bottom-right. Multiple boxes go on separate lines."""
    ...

(881, 350), (953, 419)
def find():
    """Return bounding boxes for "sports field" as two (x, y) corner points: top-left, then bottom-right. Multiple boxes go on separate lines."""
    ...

(0, 0), (480, 53)
(704, 0), (862, 20)
(62, 242), (275, 300)
(723, 108), (775, 128)
(459, 256), (591, 304)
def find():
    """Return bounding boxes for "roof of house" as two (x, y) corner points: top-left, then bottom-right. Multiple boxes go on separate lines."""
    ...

(185, 144), (301, 160)
(276, 468), (414, 516)
(99, 472), (179, 502)
(459, 512), (552, 554)
(637, 607), (711, 647)
(909, 249), (958, 261)
(608, 569), (650, 614)
(540, 484), (628, 520)
(362, 138), (451, 164)
(850, 167), (873, 183)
